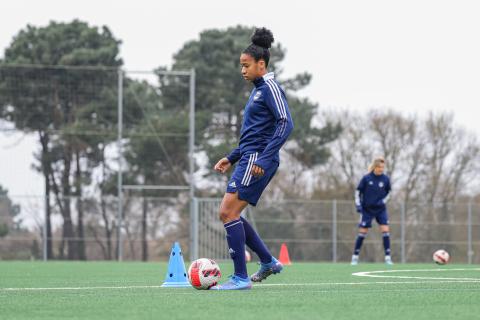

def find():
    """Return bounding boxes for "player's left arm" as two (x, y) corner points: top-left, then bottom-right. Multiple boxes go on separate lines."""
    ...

(382, 177), (392, 204)
(252, 86), (294, 176)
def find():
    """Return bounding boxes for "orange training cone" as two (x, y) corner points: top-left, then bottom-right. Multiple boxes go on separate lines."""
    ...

(278, 243), (292, 265)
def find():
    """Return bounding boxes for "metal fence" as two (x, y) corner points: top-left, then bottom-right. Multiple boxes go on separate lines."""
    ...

(0, 65), (194, 261)
(192, 198), (480, 264)
(1, 196), (479, 263)
(0, 195), (190, 261)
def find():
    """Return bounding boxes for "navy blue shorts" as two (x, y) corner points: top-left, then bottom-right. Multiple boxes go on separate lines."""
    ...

(226, 152), (278, 206)
(358, 210), (389, 228)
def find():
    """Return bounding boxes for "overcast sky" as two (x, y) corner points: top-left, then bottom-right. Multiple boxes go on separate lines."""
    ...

(1, 0), (479, 197)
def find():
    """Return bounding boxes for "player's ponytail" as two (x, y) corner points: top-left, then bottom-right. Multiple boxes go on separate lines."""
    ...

(243, 27), (274, 67)
(368, 156), (385, 173)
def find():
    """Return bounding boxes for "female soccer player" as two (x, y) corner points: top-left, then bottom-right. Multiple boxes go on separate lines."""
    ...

(351, 156), (393, 265)
(211, 27), (294, 290)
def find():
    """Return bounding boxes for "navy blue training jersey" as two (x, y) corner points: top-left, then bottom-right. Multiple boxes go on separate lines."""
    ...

(355, 172), (391, 215)
(226, 72), (294, 170)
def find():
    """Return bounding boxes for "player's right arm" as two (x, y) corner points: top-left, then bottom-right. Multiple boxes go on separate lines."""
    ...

(214, 148), (239, 174)
(355, 177), (366, 213)
(214, 157), (232, 174)
(215, 146), (240, 174)
(226, 147), (241, 165)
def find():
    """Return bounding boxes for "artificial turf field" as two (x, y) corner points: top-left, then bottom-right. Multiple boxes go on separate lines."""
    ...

(1, 262), (480, 320)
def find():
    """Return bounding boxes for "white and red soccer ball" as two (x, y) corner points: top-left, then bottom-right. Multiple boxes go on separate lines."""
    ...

(433, 249), (450, 265)
(188, 258), (222, 290)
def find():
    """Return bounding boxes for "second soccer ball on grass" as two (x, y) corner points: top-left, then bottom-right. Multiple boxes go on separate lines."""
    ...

(433, 249), (450, 265)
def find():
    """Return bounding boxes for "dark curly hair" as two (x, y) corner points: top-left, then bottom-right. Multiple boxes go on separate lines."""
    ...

(243, 27), (274, 67)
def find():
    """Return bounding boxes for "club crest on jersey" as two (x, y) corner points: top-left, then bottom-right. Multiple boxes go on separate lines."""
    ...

(379, 182), (384, 188)
(253, 91), (262, 100)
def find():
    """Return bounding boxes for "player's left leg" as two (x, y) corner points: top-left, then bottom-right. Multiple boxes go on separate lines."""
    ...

(211, 192), (252, 290)
(242, 217), (283, 282)
(241, 216), (272, 264)
(377, 211), (393, 265)
(242, 162), (283, 282)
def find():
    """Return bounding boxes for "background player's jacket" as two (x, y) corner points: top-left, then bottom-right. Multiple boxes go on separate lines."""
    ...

(226, 72), (293, 170)
(355, 172), (391, 215)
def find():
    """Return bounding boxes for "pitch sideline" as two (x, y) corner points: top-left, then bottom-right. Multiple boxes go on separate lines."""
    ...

(352, 267), (480, 281)
(2, 268), (480, 292)
(3, 279), (480, 292)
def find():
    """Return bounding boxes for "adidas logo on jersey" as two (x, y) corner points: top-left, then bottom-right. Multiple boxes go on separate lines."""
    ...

(229, 181), (236, 188)
(253, 91), (262, 100)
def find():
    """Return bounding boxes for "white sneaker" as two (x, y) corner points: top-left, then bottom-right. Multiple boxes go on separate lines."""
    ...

(351, 255), (359, 265)
(385, 255), (393, 265)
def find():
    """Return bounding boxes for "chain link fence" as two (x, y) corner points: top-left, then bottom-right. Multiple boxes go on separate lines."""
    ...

(193, 198), (480, 264)
(0, 194), (190, 261)
(0, 65), (193, 261)
(1, 193), (479, 263)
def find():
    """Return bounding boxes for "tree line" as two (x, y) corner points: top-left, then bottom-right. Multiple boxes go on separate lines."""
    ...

(0, 20), (478, 261)
(0, 21), (339, 260)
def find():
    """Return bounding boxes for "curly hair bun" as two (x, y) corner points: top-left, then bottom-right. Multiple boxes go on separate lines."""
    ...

(251, 27), (274, 49)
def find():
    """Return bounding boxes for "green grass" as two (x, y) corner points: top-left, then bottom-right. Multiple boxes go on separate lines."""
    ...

(1, 261), (480, 320)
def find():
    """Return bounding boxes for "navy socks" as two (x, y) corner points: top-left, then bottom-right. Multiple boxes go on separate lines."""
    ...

(224, 219), (248, 279)
(383, 232), (391, 256)
(353, 232), (391, 257)
(241, 217), (272, 264)
(354, 233), (367, 255)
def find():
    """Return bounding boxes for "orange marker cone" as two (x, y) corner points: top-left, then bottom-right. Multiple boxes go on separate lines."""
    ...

(278, 243), (292, 265)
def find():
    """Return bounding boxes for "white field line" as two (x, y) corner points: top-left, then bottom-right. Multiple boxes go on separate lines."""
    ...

(259, 279), (480, 286)
(2, 268), (480, 292)
(352, 268), (480, 281)
(0, 285), (165, 292)
(3, 279), (480, 292)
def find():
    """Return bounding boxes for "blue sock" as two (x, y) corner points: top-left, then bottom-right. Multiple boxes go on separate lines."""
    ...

(224, 219), (248, 279)
(383, 232), (391, 256)
(240, 217), (272, 264)
(354, 233), (366, 255)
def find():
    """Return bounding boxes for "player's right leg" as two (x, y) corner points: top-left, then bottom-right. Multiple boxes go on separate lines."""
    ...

(351, 214), (372, 265)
